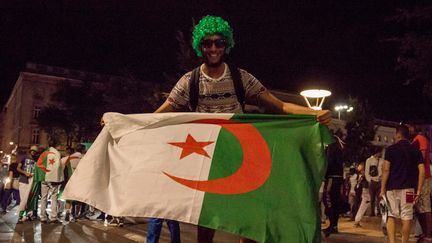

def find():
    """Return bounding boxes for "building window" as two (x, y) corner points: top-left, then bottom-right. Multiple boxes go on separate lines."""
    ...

(376, 135), (381, 142)
(32, 106), (41, 119)
(31, 129), (40, 144)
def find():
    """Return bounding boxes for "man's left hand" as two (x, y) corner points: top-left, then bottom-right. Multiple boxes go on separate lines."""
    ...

(315, 110), (332, 125)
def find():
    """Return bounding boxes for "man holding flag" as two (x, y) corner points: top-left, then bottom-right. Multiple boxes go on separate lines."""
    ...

(153, 15), (331, 243)
(64, 15), (332, 243)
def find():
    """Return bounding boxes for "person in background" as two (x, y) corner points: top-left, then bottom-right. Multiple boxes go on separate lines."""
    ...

(63, 144), (86, 222)
(0, 154), (20, 213)
(16, 145), (38, 223)
(354, 162), (370, 227)
(37, 143), (66, 224)
(409, 125), (432, 242)
(347, 165), (358, 220)
(322, 135), (345, 237)
(365, 146), (383, 217)
(380, 125), (425, 243)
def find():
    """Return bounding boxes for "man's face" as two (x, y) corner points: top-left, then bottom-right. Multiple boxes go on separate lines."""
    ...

(200, 34), (227, 67)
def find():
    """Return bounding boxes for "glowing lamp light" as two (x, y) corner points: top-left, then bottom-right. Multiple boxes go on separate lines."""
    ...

(334, 104), (354, 119)
(300, 89), (331, 110)
(9, 142), (14, 145)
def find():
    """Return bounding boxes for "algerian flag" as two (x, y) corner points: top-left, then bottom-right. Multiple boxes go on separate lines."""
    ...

(34, 147), (63, 183)
(63, 112), (332, 243)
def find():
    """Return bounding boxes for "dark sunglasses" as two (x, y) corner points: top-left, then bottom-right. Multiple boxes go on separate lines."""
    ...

(200, 39), (227, 49)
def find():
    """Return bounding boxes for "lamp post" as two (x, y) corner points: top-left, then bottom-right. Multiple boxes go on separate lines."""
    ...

(300, 89), (332, 110)
(334, 105), (353, 120)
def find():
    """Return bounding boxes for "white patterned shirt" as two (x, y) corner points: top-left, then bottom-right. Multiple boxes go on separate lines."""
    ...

(167, 64), (266, 113)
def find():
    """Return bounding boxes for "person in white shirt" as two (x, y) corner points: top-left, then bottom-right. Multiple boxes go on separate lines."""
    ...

(61, 144), (85, 222)
(365, 146), (383, 217)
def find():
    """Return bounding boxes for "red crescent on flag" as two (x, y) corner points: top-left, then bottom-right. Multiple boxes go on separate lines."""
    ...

(37, 151), (54, 173)
(163, 119), (272, 195)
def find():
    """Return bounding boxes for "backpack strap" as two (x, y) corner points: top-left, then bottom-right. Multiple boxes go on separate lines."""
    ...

(228, 64), (245, 112)
(189, 67), (201, 111)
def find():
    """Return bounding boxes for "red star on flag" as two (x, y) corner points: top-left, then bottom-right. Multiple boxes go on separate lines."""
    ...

(169, 134), (214, 159)
(48, 158), (56, 165)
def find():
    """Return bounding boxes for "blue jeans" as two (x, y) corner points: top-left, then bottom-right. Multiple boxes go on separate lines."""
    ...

(147, 218), (180, 243)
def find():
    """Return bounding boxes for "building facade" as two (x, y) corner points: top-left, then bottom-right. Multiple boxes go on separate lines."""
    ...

(0, 63), (118, 159)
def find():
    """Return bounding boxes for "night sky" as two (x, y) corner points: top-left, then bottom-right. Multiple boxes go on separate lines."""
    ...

(0, 1), (428, 121)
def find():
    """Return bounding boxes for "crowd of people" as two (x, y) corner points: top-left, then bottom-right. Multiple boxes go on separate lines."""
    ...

(322, 124), (431, 243)
(0, 143), (128, 227)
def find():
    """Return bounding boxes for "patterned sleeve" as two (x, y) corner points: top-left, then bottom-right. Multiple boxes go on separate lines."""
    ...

(167, 72), (192, 110)
(239, 69), (267, 106)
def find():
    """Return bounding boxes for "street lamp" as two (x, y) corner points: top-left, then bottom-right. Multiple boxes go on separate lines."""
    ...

(334, 104), (354, 119)
(9, 141), (13, 145)
(300, 89), (332, 110)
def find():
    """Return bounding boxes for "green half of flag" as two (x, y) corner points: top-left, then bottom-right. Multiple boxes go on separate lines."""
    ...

(198, 114), (333, 243)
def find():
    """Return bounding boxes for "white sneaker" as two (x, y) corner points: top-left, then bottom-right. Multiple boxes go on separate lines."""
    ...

(104, 217), (123, 227)
(86, 210), (102, 221)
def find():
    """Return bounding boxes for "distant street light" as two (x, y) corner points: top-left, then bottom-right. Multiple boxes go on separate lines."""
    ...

(9, 141), (14, 145)
(334, 104), (354, 119)
(300, 89), (331, 110)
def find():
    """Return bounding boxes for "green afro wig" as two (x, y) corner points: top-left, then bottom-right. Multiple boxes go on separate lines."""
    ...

(192, 15), (234, 57)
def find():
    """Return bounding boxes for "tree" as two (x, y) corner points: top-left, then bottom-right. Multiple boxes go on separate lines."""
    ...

(163, 19), (201, 89)
(38, 72), (169, 145)
(38, 80), (106, 145)
(343, 98), (377, 164)
(389, 4), (432, 100)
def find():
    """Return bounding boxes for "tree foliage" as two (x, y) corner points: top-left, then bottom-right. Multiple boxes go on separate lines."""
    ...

(163, 19), (201, 88)
(343, 98), (377, 164)
(38, 74), (166, 145)
(389, 4), (432, 100)
(38, 80), (106, 145)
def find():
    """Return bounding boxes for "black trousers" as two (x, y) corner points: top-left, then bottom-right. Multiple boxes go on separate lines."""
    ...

(324, 177), (343, 228)
(369, 180), (381, 216)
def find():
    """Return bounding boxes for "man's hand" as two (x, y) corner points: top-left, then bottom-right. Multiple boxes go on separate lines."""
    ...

(415, 190), (422, 203)
(26, 172), (33, 178)
(315, 110), (332, 125)
(379, 190), (386, 199)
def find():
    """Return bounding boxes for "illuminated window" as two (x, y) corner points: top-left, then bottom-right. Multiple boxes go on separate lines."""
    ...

(31, 129), (40, 144)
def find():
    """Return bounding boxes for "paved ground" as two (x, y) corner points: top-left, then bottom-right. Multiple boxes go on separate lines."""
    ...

(0, 207), (421, 242)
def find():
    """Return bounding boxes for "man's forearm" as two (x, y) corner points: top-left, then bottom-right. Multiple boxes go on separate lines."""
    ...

(417, 169), (425, 194)
(282, 102), (316, 115)
(381, 171), (389, 193)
